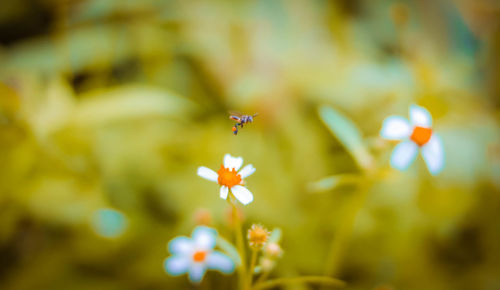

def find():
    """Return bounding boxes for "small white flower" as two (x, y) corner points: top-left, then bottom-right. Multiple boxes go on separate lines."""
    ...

(380, 105), (445, 175)
(197, 154), (256, 205)
(164, 226), (235, 284)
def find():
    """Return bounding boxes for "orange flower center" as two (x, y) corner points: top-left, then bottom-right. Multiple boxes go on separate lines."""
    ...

(192, 250), (207, 262)
(410, 126), (432, 146)
(217, 165), (242, 188)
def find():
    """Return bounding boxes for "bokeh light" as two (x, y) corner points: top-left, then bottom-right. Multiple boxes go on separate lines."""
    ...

(91, 208), (127, 238)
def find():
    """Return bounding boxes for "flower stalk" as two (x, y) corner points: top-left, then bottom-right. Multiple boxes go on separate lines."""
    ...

(228, 195), (247, 289)
(324, 180), (371, 277)
(253, 276), (346, 290)
(247, 248), (258, 289)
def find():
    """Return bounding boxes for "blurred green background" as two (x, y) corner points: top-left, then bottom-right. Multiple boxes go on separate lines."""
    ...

(1, 0), (499, 289)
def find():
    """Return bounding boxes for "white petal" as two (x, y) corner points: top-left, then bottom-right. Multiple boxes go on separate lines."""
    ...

(421, 134), (445, 175)
(390, 140), (419, 171)
(380, 116), (411, 140)
(231, 185), (254, 205)
(168, 237), (194, 255)
(223, 154), (243, 171)
(220, 186), (229, 199)
(206, 251), (235, 274)
(197, 166), (218, 182)
(188, 264), (207, 284)
(409, 104), (432, 128)
(238, 164), (256, 178)
(164, 256), (190, 276)
(192, 226), (217, 250)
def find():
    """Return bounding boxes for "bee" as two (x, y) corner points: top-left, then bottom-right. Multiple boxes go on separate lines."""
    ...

(229, 111), (258, 135)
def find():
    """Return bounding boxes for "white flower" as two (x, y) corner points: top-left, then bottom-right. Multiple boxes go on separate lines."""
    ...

(197, 154), (256, 205)
(164, 226), (235, 284)
(380, 105), (445, 175)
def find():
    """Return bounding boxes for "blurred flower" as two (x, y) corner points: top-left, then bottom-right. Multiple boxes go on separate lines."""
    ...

(247, 224), (270, 249)
(380, 105), (445, 175)
(259, 257), (276, 272)
(264, 242), (283, 258)
(164, 226), (235, 284)
(91, 208), (127, 238)
(254, 228), (283, 274)
(197, 154), (256, 205)
(193, 208), (213, 226)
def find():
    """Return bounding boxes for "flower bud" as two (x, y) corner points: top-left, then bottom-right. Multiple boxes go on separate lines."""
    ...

(247, 224), (270, 249)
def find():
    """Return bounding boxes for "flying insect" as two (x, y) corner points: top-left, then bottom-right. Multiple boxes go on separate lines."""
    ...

(229, 111), (258, 135)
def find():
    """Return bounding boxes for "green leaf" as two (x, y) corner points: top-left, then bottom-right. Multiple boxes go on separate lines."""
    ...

(216, 235), (241, 266)
(319, 105), (374, 171)
(308, 174), (361, 193)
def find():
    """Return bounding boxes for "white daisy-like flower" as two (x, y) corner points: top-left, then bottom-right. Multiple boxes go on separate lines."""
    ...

(197, 154), (256, 205)
(380, 104), (445, 175)
(164, 226), (235, 284)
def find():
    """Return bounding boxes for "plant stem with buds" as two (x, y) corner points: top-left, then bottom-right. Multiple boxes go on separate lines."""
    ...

(253, 276), (345, 290)
(247, 248), (258, 289)
(255, 270), (270, 285)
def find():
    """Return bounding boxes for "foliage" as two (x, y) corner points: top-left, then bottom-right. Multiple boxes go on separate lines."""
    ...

(0, 1), (499, 290)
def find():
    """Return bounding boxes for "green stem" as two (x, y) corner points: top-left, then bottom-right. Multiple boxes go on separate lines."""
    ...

(324, 181), (371, 278)
(255, 270), (270, 285)
(253, 276), (346, 290)
(247, 248), (258, 289)
(228, 195), (247, 290)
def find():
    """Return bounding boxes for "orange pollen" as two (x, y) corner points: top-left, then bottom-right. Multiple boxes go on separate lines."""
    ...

(217, 165), (242, 188)
(192, 250), (207, 262)
(410, 126), (432, 146)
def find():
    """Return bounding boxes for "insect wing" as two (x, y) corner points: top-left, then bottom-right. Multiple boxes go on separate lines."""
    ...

(229, 115), (241, 122)
(229, 110), (244, 117)
(228, 111), (243, 121)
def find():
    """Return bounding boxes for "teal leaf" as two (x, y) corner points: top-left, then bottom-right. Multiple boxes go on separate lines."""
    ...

(308, 174), (361, 193)
(319, 105), (374, 171)
(268, 228), (282, 244)
(216, 235), (242, 266)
